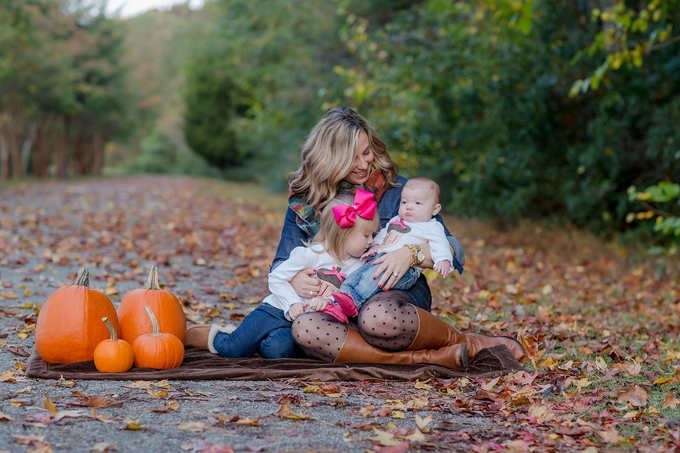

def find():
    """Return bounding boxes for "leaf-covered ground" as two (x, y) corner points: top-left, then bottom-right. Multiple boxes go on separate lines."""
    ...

(1, 175), (679, 452)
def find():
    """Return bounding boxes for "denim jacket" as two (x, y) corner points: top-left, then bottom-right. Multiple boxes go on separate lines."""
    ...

(271, 175), (465, 311)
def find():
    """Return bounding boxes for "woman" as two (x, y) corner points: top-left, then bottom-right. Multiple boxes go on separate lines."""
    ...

(282, 107), (524, 368)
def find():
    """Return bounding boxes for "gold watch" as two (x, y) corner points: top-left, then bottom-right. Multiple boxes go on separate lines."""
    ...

(404, 244), (425, 267)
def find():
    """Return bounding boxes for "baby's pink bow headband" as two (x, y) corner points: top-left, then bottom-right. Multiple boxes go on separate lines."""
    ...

(332, 188), (377, 228)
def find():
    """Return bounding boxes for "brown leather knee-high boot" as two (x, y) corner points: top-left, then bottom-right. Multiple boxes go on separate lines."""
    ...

(334, 330), (470, 369)
(408, 306), (525, 361)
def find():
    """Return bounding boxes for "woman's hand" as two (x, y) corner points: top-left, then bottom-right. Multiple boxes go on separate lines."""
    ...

(289, 268), (321, 298)
(371, 246), (413, 291)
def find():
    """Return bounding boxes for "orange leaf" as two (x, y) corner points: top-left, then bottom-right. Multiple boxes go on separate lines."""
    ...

(617, 385), (648, 407)
(662, 391), (680, 409)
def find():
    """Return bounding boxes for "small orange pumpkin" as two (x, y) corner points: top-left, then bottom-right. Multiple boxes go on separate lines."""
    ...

(118, 266), (187, 344)
(132, 306), (184, 369)
(94, 317), (134, 373)
(35, 268), (120, 364)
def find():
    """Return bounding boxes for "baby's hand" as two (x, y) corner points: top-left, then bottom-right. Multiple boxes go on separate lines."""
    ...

(288, 302), (309, 320)
(361, 244), (380, 262)
(308, 296), (331, 312)
(434, 260), (453, 279)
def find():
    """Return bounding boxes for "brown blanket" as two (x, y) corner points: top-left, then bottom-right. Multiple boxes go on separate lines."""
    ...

(26, 345), (524, 381)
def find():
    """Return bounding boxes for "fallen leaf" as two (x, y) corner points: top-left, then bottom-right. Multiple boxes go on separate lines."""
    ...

(598, 425), (623, 443)
(43, 396), (58, 416)
(0, 371), (17, 383)
(235, 417), (262, 426)
(617, 386), (648, 407)
(153, 379), (172, 389)
(147, 389), (168, 399)
(403, 428), (426, 441)
(653, 376), (672, 385)
(123, 418), (147, 430)
(180, 441), (235, 453)
(369, 428), (402, 447)
(414, 380), (432, 390)
(168, 401), (180, 410)
(662, 391), (680, 409)
(415, 414), (432, 431)
(76, 397), (123, 409)
(178, 422), (207, 432)
(89, 442), (118, 452)
(125, 381), (152, 390)
(481, 376), (500, 391)
(53, 409), (91, 422)
(13, 434), (46, 445)
(276, 399), (310, 420)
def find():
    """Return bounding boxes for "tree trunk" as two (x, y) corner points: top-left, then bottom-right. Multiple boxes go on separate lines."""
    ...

(33, 115), (54, 179)
(72, 132), (86, 175)
(0, 114), (10, 181)
(92, 129), (104, 176)
(21, 121), (38, 177)
(9, 116), (23, 180)
(54, 117), (69, 179)
(0, 133), (9, 181)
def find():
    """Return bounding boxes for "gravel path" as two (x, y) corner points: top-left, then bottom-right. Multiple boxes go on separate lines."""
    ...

(0, 176), (511, 453)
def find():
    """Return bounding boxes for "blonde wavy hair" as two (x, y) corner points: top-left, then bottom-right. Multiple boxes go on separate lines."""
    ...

(289, 107), (399, 215)
(310, 193), (380, 263)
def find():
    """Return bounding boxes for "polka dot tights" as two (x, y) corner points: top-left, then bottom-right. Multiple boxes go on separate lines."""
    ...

(357, 292), (418, 351)
(292, 312), (348, 361)
(292, 292), (419, 361)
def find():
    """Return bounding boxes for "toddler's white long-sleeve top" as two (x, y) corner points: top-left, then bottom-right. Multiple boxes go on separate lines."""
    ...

(265, 244), (363, 320)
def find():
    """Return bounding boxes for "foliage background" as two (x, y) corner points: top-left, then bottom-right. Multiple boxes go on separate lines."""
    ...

(1, 0), (679, 240)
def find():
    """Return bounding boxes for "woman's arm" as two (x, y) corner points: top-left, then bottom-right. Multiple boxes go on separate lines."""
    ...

(272, 207), (311, 270)
(272, 207), (321, 297)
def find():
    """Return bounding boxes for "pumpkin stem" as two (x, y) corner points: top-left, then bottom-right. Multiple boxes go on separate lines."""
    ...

(143, 305), (161, 337)
(143, 266), (162, 290)
(74, 268), (90, 287)
(102, 317), (118, 341)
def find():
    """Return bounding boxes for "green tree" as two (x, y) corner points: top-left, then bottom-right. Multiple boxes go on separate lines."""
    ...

(181, 0), (347, 183)
(182, 54), (244, 169)
(337, 0), (680, 233)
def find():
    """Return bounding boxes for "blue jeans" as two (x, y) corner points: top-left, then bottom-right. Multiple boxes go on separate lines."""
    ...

(339, 254), (420, 310)
(213, 303), (299, 359)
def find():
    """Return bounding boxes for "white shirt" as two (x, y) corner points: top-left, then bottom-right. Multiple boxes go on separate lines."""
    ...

(265, 244), (363, 320)
(373, 216), (453, 272)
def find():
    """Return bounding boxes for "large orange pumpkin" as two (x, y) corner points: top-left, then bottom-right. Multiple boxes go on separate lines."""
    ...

(35, 268), (120, 364)
(132, 306), (184, 369)
(117, 266), (187, 344)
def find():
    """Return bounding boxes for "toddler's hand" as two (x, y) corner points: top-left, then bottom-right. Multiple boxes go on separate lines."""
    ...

(288, 302), (308, 320)
(435, 260), (453, 279)
(361, 244), (379, 262)
(308, 296), (331, 312)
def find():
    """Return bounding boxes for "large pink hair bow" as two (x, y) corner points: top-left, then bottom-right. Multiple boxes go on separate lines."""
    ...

(332, 188), (377, 228)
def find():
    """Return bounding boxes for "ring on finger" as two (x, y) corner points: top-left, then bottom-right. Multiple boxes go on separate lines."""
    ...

(391, 272), (399, 277)
(309, 290), (313, 296)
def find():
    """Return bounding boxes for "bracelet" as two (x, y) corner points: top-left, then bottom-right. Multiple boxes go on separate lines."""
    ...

(403, 244), (424, 267)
